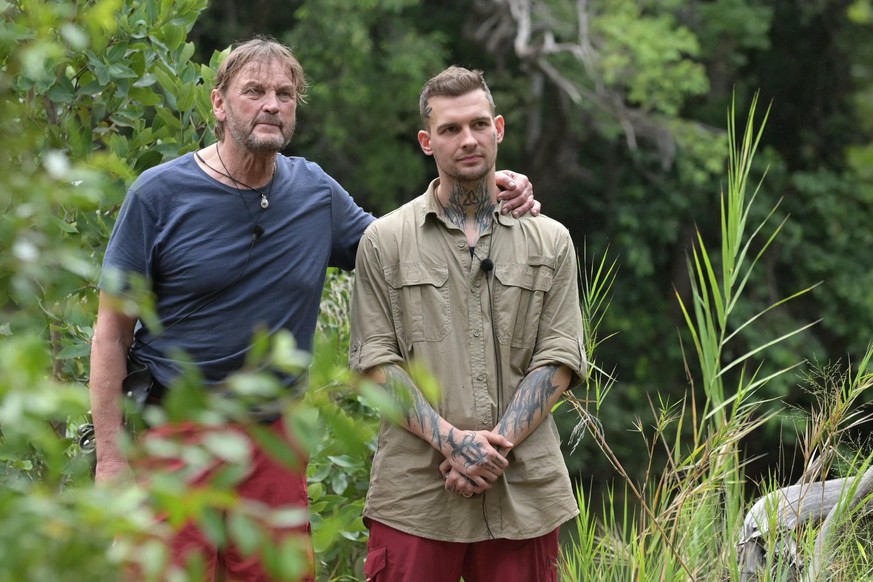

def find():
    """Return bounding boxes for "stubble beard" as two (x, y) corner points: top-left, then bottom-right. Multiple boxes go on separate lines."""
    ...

(226, 113), (296, 153)
(447, 132), (498, 186)
(446, 151), (495, 190)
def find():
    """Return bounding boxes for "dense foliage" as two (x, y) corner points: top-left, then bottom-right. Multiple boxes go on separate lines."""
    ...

(2, 0), (872, 579)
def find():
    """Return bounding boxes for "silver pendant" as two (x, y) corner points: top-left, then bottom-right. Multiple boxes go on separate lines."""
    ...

(260, 194), (269, 209)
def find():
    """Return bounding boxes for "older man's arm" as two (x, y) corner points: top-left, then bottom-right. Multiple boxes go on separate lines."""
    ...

(89, 292), (137, 485)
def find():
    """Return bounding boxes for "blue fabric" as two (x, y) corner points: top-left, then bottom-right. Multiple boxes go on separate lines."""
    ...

(100, 152), (373, 388)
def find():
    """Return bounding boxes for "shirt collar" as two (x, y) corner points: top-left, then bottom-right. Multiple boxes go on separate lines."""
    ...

(419, 178), (518, 229)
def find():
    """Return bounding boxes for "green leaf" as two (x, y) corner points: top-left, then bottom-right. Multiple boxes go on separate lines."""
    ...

(248, 425), (305, 473)
(108, 110), (142, 129)
(227, 511), (262, 557)
(50, 215), (78, 234)
(132, 72), (158, 88)
(179, 41), (196, 65)
(107, 62), (138, 80)
(330, 470), (349, 495)
(154, 107), (181, 131)
(46, 74), (76, 104)
(308, 462), (332, 482)
(326, 455), (357, 469)
(55, 343), (91, 360)
(93, 62), (111, 86)
(129, 85), (162, 107)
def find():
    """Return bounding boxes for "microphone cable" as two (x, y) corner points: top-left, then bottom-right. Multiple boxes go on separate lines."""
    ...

(474, 222), (504, 540)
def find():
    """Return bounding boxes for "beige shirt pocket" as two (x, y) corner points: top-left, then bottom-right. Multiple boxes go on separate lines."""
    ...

(383, 262), (451, 344)
(493, 257), (555, 348)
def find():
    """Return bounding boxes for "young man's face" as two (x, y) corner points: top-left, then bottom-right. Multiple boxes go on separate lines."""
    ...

(213, 58), (298, 152)
(418, 89), (504, 184)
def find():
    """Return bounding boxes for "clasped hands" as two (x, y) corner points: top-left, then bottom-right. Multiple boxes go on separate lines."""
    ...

(439, 429), (513, 499)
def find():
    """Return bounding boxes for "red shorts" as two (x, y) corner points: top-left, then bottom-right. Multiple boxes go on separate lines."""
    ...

(363, 520), (560, 582)
(136, 418), (314, 582)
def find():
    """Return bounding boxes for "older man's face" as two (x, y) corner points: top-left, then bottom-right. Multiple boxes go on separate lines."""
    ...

(216, 58), (298, 152)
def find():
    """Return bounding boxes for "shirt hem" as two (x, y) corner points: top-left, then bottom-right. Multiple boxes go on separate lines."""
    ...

(363, 507), (580, 543)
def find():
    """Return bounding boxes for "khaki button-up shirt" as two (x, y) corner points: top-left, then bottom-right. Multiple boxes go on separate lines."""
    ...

(349, 180), (587, 542)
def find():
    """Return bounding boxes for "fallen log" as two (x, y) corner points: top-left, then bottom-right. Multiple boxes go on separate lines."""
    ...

(738, 466), (873, 581)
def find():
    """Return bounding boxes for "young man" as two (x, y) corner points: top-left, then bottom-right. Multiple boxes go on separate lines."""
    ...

(89, 38), (538, 582)
(349, 66), (587, 581)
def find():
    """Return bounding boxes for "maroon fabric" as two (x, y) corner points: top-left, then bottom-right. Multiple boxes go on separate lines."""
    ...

(138, 419), (314, 582)
(364, 520), (560, 582)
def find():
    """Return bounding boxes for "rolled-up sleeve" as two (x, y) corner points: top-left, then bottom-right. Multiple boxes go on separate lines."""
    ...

(349, 227), (405, 373)
(527, 229), (588, 386)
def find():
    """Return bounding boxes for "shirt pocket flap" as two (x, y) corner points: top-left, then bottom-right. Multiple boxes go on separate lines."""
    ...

(494, 257), (555, 292)
(384, 263), (448, 289)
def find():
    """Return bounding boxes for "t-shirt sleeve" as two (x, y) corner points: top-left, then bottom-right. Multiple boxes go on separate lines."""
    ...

(98, 186), (158, 295)
(328, 176), (375, 271)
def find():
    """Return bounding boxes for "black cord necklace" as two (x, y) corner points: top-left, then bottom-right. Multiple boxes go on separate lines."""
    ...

(196, 143), (276, 210)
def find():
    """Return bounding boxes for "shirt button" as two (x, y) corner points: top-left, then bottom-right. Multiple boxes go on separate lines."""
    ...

(473, 330), (481, 337)
(457, 241), (465, 249)
(477, 373), (485, 381)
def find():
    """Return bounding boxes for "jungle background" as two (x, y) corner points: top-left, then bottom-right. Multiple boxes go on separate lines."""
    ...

(2, 0), (872, 580)
(188, 0), (873, 491)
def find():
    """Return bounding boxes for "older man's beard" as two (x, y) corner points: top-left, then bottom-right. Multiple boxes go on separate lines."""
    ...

(226, 114), (296, 153)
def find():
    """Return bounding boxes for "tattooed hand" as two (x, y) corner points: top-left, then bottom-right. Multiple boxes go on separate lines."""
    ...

(441, 429), (513, 493)
(439, 458), (487, 497)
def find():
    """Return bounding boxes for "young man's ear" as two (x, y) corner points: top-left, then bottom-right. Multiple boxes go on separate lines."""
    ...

(418, 130), (434, 156)
(495, 115), (505, 144)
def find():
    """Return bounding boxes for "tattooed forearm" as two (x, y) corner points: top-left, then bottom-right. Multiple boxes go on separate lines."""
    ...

(381, 365), (443, 448)
(496, 365), (565, 443)
(373, 365), (511, 485)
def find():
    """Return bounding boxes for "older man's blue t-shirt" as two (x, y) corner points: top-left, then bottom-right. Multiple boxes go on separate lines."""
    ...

(100, 152), (373, 389)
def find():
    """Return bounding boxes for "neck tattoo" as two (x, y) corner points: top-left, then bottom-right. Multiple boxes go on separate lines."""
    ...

(442, 181), (494, 236)
(197, 143), (276, 209)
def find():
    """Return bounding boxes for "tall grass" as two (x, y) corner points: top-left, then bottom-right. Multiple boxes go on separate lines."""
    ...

(561, 95), (873, 581)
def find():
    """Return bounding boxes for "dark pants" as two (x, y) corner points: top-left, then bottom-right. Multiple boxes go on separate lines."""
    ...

(137, 418), (314, 582)
(364, 520), (560, 582)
